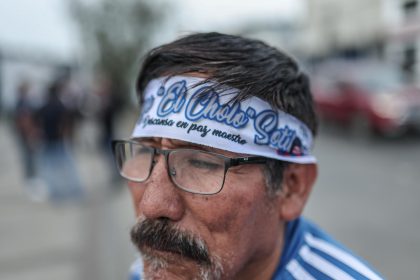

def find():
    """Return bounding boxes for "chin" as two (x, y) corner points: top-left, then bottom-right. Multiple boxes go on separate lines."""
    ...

(140, 248), (224, 280)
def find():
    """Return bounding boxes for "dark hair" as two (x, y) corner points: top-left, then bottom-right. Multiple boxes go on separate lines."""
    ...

(135, 32), (318, 193)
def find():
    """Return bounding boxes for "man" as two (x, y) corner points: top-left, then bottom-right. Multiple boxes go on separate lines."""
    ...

(112, 33), (383, 280)
(14, 81), (38, 180)
(37, 80), (84, 202)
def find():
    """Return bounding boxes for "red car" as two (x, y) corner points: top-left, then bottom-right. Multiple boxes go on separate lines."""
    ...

(311, 62), (420, 137)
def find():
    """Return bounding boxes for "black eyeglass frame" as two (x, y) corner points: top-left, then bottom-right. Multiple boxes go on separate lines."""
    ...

(111, 139), (268, 195)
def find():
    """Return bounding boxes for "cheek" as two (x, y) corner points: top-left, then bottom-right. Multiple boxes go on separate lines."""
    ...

(127, 182), (144, 215)
(192, 169), (268, 242)
(190, 172), (275, 273)
(204, 191), (254, 233)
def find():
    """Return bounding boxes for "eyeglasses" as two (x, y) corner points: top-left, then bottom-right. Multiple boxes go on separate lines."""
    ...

(111, 140), (268, 195)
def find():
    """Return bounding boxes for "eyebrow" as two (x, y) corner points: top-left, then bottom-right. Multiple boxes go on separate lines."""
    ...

(134, 137), (251, 158)
(135, 137), (215, 152)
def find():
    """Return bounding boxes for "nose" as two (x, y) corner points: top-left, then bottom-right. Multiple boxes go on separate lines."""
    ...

(138, 154), (185, 221)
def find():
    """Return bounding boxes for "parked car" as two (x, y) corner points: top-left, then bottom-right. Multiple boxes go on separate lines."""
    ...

(311, 62), (420, 137)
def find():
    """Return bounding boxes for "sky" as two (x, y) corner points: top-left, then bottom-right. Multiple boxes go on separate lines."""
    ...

(0, 0), (304, 61)
(0, 0), (79, 61)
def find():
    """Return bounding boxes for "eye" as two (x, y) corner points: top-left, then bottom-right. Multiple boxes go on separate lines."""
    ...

(188, 159), (223, 170)
(135, 146), (151, 155)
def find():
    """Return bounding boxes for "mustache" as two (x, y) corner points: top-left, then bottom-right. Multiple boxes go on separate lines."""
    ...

(131, 218), (211, 265)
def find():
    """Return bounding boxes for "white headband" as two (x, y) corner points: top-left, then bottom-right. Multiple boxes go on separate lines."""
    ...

(131, 76), (316, 164)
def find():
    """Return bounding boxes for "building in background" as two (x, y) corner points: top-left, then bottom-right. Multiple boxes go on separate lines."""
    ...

(302, 0), (384, 59)
(0, 48), (77, 114)
(301, 0), (420, 84)
(387, 0), (420, 82)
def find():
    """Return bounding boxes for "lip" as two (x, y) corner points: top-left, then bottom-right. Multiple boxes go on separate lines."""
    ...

(140, 244), (198, 266)
(139, 243), (211, 266)
(139, 244), (182, 259)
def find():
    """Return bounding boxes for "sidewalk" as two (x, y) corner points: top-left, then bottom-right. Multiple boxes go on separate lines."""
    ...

(0, 119), (136, 280)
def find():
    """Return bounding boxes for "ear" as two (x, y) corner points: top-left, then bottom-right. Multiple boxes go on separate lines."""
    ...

(277, 163), (317, 221)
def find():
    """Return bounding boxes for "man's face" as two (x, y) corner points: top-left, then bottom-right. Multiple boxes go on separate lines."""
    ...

(127, 137), (285, 280)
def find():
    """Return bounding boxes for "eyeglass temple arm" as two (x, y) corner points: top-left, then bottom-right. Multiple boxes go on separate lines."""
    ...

(230, 157), (267, 166)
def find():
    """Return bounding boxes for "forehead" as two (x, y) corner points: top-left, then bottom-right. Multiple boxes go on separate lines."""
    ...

(134, 137), (250, 158)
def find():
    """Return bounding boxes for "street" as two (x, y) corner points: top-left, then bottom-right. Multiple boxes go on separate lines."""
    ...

(0, 118), (419, 280)
(306, 125), (420, 279)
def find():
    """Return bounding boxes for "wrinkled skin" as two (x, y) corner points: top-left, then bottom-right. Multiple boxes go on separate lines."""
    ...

(128, 137), (316, 280)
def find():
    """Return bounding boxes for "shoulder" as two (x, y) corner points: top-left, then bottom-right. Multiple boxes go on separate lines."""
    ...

(275, 217), (385, 280)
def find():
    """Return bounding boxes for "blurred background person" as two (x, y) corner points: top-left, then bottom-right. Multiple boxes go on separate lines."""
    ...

(13, 80), (41, 191)
(94, 75), (120, 183)
(36, 78), (84, 203)
(59, 71), (84, 145)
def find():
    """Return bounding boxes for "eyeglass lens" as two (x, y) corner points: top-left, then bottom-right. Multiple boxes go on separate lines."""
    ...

(117, 143), (153, 182)
(115, 142), (227, 194)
